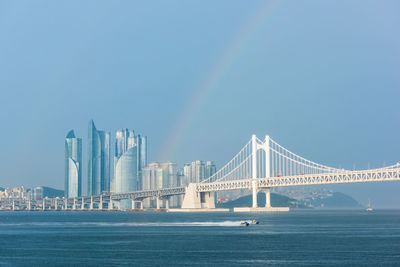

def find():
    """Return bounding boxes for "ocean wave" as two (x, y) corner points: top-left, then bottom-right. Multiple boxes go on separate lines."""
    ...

(0, 221), (244, 227)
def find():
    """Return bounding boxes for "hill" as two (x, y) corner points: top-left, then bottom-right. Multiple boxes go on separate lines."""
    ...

(306, 192), (361, 209)
(42, 186), (64, 198)
(216, 192), (309, 209)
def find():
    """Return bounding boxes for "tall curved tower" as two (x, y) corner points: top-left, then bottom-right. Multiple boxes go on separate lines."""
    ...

(112, 129), (146, 209)
(65, 130), (82, 198)
(87, 120), (111, 196)
(114, 146), (137, 193)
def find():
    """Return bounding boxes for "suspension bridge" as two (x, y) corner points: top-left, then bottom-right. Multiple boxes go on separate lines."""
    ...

(4, 134), (400, 212)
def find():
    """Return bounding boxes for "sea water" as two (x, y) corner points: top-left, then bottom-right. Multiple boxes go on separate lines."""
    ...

(0, 210), (399, 266)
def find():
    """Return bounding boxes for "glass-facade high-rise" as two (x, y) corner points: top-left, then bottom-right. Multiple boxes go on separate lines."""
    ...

(87, 120), (111, 196)
(183, 160), (216, 183)
(65, 130), (82, 198)
(113, 129), (137, 192)
(205, 161), (217, 180)
(112, 128), (147, 208)
(141, 162), (179, 208)
(136, 135), (147, 190)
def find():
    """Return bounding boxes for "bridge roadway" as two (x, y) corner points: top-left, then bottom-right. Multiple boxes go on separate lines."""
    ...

(111, 187), (185, 201)
(108, 167), (400, 202)
(195, 168), (400, 192)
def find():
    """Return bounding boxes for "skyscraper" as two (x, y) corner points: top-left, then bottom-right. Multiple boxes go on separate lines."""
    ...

(183, 160), (216, 183)
(113, 129), (137, 193)
(112, 128), (147, 208)
(65, 130), (82, 198)
(141, 162), (179, 208)
(87, 120), (111, 196)
(136, 135), (147, 190)
(205, 161), (217, 180)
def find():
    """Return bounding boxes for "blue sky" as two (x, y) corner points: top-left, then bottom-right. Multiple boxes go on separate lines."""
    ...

(0, 1), (399, 207)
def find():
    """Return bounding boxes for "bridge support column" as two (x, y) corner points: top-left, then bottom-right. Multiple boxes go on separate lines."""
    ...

(263, 188), (271, 208)
(73, 198), (76, 210)
(90, 196), (94, 210)
(99, 196), (103, 210)
(64, 199), (68, 210)
(181, 184), (201, 209)
(252, 180), (258, 208)
(131, 199), (136, 209)
(174, 184), (226, 212)
(156, 197), (161, 209)
(12, 200), (15, 211)
(109, 198), (113, 210)
(81, 197), (85, 210)
(42, 199), (46, 211)
(165, 198), (169, 210)
(132, 200), (143, 210)
(201, 192), (215, 209)
(264, 135), (270, 178)
(252, 134), (258, 208)
(27, 199), (31, 211)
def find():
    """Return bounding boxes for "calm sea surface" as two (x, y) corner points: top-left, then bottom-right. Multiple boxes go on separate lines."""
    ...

(0, 210), (399, 266)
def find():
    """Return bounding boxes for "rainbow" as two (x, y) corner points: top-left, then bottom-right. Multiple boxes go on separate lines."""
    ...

(159, 1), (282, 161)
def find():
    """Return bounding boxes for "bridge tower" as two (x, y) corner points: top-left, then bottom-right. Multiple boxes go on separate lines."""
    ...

(234, 134), (289, 212)
(251, 135), (258, 208)
(251, 134), (271, 208)
(263, 135), (271, 208)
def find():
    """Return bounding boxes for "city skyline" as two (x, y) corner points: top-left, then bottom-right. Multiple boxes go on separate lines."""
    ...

(0, 1), (399, 208)
(63, 121), (218, 200)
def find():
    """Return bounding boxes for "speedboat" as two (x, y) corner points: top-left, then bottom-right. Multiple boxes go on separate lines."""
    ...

(240, 221), (249, 226)
(249, 220), (259, 225)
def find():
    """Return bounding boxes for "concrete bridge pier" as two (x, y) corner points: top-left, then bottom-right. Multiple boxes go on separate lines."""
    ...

(27, 199), (31, 211)
(108, 198), (113, 210)
(171, 184), (228, 212)
(99, 196), (103, 210)
(165, 198), (169, 210)
(252, 179), (258, 208)
(264, 188), (271, 208)
(156, 197), (161, 209)
(81, 197), (85, 210)
(72, 198), (77, 210)
(130, 200), (144, 210)
(89, 196), (94, 210)
(42, 199), (46, 211)
(64, 199), (68, 210)
(12, 200), (15, 211)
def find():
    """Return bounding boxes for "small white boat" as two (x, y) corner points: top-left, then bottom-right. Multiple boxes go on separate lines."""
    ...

(366, 199), (373, 211)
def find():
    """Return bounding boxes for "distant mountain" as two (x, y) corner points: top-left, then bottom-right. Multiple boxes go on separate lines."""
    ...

(42, 186), (64, 198)
(304, 192), (362, 209)
(216, 190), (362, 209)
(216, 192), (309, 209)
(273, 187), (363, 209)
